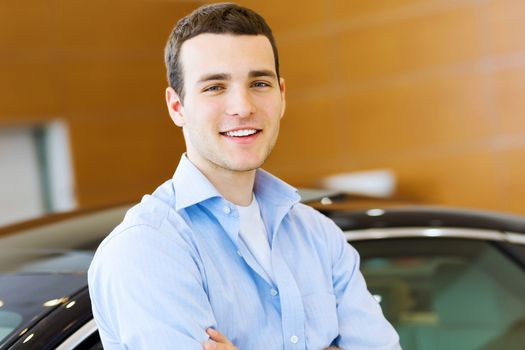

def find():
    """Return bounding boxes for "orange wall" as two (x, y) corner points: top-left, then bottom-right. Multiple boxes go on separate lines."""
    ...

(1, 0), (524, 214)
(0, 0), (200, 207)
(243, 0), (525, 214)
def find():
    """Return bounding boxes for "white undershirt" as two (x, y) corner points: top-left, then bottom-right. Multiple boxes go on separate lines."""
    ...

(236, 195), (273, 283)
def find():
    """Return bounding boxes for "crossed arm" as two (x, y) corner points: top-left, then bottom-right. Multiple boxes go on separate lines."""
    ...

(203, 328), (340, 350)
(90, 221), (397, 349)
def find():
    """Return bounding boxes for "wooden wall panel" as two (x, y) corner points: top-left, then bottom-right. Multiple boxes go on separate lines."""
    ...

(59, 60), (163, 115)
(267, 95), (348, 180)
(69, 115), (184, 206)
(280, 36), (336, 90)
(240, 0), (525, 215)
(0, 1), (53, 51)
(0, 62), (61, 119)
(486, 0), (525, 54)
(493, 66), (525, 135)
(331, 0), (430, 20)
(2, 0), (524, 215)
(239, 0), (329, 33)
(0, 0), (201, 209)
(380, 152), (504, 210)
(340, 72), (493, 155)
(53, 0), (188, 51)
(334, 4), (485, 82)
(499, 149), (525, 213)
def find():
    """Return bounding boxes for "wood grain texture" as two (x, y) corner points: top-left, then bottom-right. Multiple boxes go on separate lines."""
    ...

(1, 0), (524, 214)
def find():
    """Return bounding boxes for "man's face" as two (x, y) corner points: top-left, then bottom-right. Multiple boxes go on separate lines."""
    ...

(166, 34), (285, 174)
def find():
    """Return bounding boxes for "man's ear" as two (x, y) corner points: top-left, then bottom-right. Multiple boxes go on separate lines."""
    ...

(279, 77), (286, 119)
(165, 87), (185, 127)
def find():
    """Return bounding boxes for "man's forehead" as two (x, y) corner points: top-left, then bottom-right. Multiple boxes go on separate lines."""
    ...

(180, 33), (276, 80)
(181, 32), (272, 52)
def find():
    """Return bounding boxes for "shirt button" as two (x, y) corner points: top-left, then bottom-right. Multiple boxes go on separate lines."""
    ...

(223, 206), (231, 214)
(237, 250), (242, 256)
(270, 288), (278, 296)
(290, 335), (298, 344)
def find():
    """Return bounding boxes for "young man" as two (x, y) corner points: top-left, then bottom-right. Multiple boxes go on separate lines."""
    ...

(88, 3), (400, 350)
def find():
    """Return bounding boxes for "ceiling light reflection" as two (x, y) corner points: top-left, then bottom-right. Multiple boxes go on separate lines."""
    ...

(366, 209), (385, 217)
(423, 229), (442, 237)
(320, 197), (333, 205)
(66, 301), (76, 309)
(23, 333), (34, 343)
(43, 297), (68, 307)
(0, 300), (4, 308)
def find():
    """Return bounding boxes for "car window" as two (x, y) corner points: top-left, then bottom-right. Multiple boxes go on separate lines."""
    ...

(353, 238), (525, 350)
(0, 310), (23, 343)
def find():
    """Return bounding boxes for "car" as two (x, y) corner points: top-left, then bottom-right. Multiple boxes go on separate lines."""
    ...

(1, 201), (525, 350)
(0, 205), (129, 350)
(320, 205), (525, 350)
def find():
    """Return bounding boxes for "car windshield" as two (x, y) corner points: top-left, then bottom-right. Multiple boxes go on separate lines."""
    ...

(353, 238), (525, 350)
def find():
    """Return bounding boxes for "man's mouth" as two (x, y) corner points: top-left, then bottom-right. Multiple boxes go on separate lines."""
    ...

(220, 129), (260, 137)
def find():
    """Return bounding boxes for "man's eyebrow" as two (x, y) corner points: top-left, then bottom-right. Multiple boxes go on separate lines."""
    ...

(249, 70), (277, 79)
(196, 70), (276, 84)
(197, 73), (231, 83)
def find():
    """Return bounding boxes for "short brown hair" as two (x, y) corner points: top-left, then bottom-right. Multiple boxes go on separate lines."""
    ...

(164, 3), (280, 102)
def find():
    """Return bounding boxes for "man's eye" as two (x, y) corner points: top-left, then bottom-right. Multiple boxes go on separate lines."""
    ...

(252, 81), (271, 88)
(204, 85), (224, 92)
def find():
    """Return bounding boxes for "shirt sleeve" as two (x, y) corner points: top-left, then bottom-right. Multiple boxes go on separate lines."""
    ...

(88, 225), (216, 350)
(321, 216), (401, 350)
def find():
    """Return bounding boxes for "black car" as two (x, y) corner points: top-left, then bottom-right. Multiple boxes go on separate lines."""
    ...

(1, 203), (525, 350)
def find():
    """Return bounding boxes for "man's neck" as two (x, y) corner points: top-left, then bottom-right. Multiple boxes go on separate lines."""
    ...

(186, 155), (256, 206)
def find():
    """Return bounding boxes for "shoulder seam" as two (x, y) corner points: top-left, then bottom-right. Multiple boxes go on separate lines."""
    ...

(99, 223), (164, 248)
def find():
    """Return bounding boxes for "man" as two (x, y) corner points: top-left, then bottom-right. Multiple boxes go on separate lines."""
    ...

(88, 3), (400, 350)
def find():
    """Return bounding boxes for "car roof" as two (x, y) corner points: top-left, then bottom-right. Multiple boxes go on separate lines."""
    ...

(320, 206), (525, 246)
(322, 206), (525, 233)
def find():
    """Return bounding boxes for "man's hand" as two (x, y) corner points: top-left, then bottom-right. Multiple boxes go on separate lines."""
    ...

(203, 328), (239, 350)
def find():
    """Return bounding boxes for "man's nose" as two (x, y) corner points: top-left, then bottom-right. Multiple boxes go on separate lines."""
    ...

(225, 88), (256, 117)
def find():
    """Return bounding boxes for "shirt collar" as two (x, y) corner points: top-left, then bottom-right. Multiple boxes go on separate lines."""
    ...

(253, 168), (300, 209)
(172, 154), (222, 211)
(172, 154), (301, 211)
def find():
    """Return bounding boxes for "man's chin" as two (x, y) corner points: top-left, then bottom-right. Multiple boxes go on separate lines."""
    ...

(224, 157), (266, 173)
(227, 162), (263, 173)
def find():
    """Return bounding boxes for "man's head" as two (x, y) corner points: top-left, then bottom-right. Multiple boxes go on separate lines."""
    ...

(164, 3), (280, 102)
(164, 3), (286, 175)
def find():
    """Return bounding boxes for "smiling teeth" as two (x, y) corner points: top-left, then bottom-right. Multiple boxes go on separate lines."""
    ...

(225, 129), (257, 137)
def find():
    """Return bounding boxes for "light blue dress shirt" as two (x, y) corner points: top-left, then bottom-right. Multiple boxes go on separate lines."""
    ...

(88, 155), (400, 350)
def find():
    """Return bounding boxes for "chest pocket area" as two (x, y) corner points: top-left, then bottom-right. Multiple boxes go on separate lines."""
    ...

(303, 292), (339, 349)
